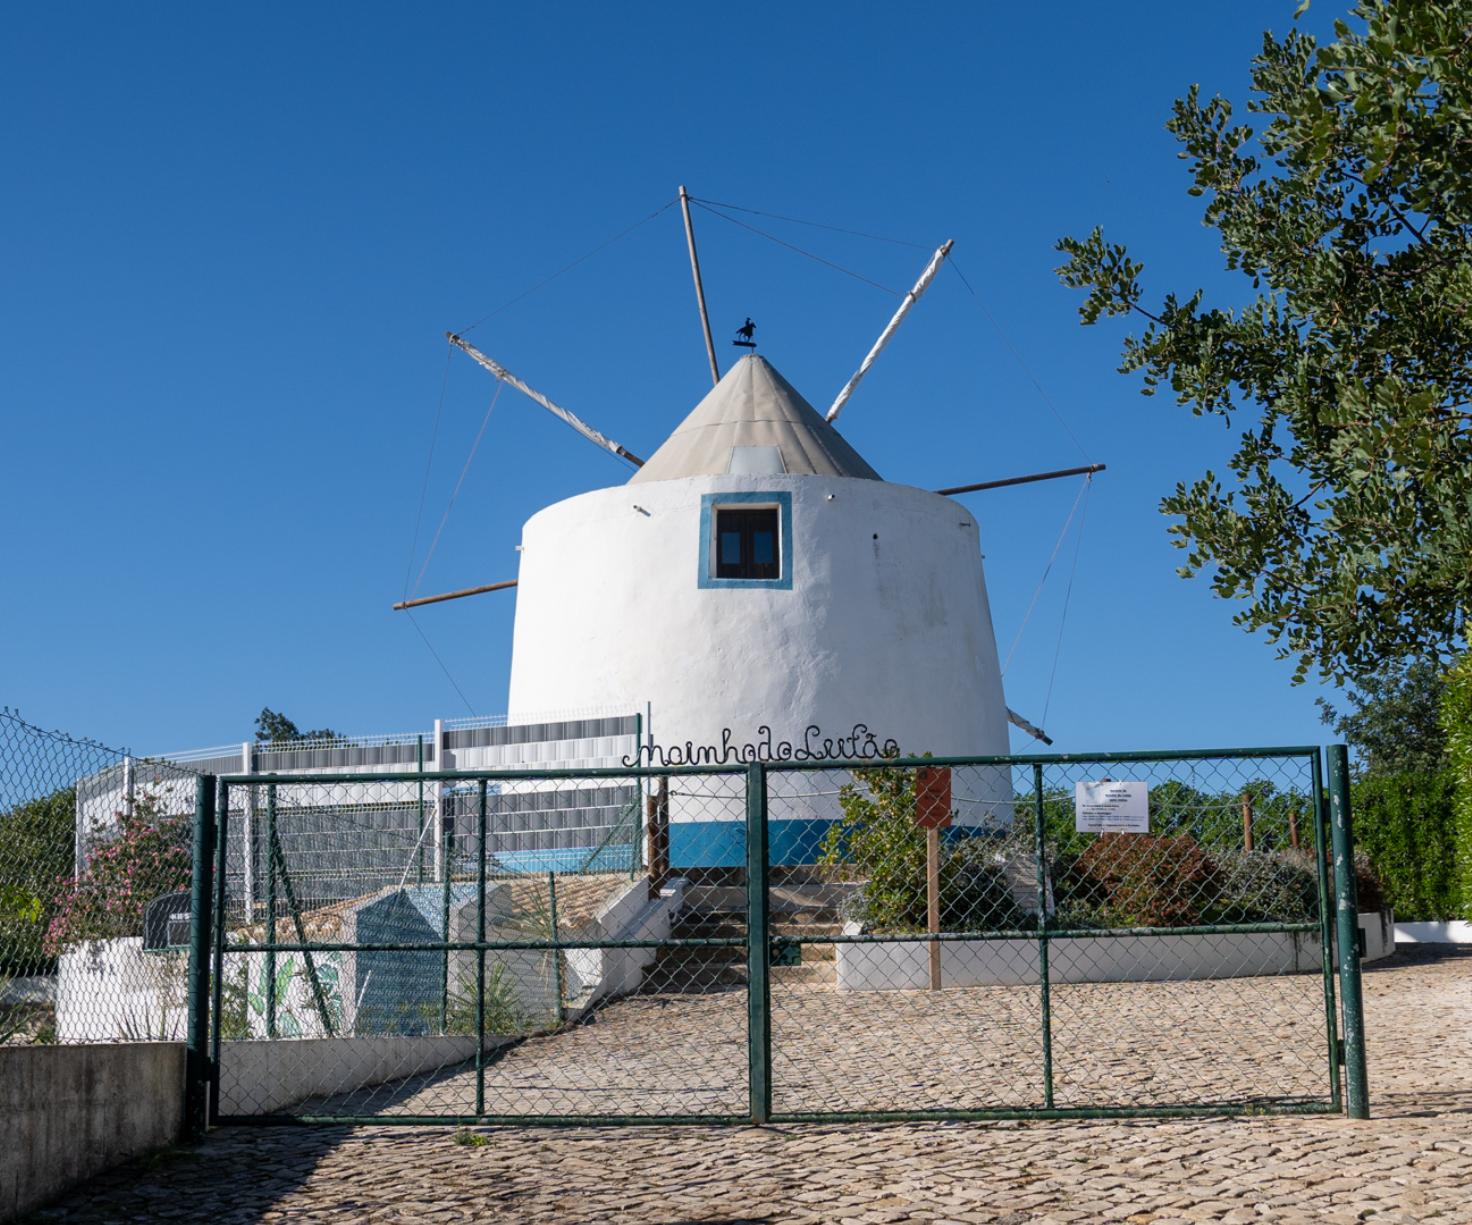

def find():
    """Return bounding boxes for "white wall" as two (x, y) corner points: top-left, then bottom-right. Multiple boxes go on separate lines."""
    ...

(835, 910), (1398, 990)
(55, 940), (189, 1043)
(218, 1035), (498, 1117)
(564, 878), (685, 1008)
(509, 474), (1012, 824)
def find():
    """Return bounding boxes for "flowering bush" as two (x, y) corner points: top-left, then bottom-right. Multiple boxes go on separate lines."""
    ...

(44, 794), (190, 956)
(1062, 834), (1217, 928)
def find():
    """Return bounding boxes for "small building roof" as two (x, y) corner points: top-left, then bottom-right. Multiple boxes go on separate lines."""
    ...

(628, 354), (881, 485)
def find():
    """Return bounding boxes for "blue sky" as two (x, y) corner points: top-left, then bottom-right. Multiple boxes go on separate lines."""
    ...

(1, 3), (1354, 756)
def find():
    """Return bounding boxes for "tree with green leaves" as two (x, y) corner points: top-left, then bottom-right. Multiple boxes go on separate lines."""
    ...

(254, 708), (342, 746)
(1317, 657), (1448, 774)
(1056, 0), (1471, 685)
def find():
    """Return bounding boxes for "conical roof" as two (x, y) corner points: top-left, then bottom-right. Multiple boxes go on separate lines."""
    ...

(628, 354), (881, 484)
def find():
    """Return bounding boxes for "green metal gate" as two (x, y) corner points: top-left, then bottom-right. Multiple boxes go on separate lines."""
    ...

(184, 745), (1368, 1132)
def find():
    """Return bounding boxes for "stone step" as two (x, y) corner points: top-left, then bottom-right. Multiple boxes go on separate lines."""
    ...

(771, 961), (836, 986)
(772, 920), (845, 938)
(683, 880), (859, 921)
(653, 945), (745, 967)
(641, 944), (746, 994)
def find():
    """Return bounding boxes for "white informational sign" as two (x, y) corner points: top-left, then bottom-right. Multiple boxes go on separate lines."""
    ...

(1075, 780), (1150, 834)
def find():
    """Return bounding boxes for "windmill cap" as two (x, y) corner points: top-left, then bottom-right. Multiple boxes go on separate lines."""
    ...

(628, 354), (881, 485)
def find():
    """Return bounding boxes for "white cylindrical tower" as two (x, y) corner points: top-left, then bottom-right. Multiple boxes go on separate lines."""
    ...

(506, 355), (1011, 865)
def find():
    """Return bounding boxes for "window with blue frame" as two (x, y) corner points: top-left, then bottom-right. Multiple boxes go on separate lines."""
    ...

(698, 491), (793, 589)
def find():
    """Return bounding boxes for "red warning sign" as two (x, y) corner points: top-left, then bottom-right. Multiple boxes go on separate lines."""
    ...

(914, 765), (952, 830)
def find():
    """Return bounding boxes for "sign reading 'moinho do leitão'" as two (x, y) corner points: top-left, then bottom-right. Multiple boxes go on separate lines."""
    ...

(623, 724), (901, 769)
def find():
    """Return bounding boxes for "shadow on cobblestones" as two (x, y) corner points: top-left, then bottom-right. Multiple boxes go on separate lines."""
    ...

(29, 946), (1472, 1223)
(1363, 942), (1472, 971)
(28, 1128), (355, 1224)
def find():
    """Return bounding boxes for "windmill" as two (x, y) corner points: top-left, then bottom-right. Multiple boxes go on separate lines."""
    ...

(395, 189), (1101, 860)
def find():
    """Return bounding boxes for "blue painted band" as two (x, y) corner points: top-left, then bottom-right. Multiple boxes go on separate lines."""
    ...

(668, 820), (998, 870)
(671, 817), (833, 868)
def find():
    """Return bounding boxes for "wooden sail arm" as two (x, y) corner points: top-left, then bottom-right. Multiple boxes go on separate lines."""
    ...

(393, 580), (517, 611)
(445, 333), (645, 467)
(1007, 708), (1052, 746)
(936, 464), (1105, 497)
(679, 185), (720, 387)
(825, 239), (954, 425)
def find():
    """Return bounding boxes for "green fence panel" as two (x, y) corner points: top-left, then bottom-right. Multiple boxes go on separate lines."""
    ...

(181, 747), (1361, 1127)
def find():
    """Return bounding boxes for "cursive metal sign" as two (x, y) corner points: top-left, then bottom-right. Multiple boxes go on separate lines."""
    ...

(622, 724), (900, 768)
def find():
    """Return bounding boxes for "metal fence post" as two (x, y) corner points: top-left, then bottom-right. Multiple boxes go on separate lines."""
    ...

(1032, 763), (1055, 1109)
(416, 734), (426, 887)
(474, 779), (488, 1118)
(241, 744), (255, 923)
(1326, 743), (1370, 1119)
(745, 762), (771, 1124)
(184, 774), (216, 1140)
(1310, 750), (1342, 1110)
(439, 794), (453, 1034)
(264, 783), (277, 1038)
(633, 711), (645, 880)
(548, 871), (565, 1023)
(208, 780), (229, 1126)
(433, 718), (445, 881)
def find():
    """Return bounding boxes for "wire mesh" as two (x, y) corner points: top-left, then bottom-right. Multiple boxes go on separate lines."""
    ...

(764, 752), (1340, 1118)
(0, 710), (203, 1045)
(4, 715), (1353, 1122)
(207, 749), (1349, 1125)
(213, 769), (751, 1122)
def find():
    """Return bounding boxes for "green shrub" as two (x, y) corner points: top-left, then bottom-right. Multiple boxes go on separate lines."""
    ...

(1349, 772), (1456, 920)
(819, 768), (1031, 934)
(0, 788), (76, 975)
(1444, 652), (1472, 920)
(935, 838), (1032, 932)
(443, 963), (536, 1036)
(1210, 850), (1319, 924)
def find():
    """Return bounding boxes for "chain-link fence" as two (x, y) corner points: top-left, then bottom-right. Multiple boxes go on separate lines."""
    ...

(198, 747), (1369, 1127)
(0, 707), (646, 1056)
(211, 768), (752, 1123)
(764, 752), (1347, 1119)
(1, 717), (1367, 1122)
(0, 710), (202, 1045)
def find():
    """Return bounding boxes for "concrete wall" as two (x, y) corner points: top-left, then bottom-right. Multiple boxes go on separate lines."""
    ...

(1, 1042), (184, 1222)
(1395, 919), (1472, 943)
(564, 878), (685, 1009)
(835, 910), (1398, 990)
(217, 1035), (499, 1117)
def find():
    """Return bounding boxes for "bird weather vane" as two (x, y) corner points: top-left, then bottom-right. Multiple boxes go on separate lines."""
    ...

(733, 317), (757, 350)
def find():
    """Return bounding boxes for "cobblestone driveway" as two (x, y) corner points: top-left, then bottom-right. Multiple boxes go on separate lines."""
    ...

(290, 935), (1330, 1119)
(33, 946), (1472, 1223)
